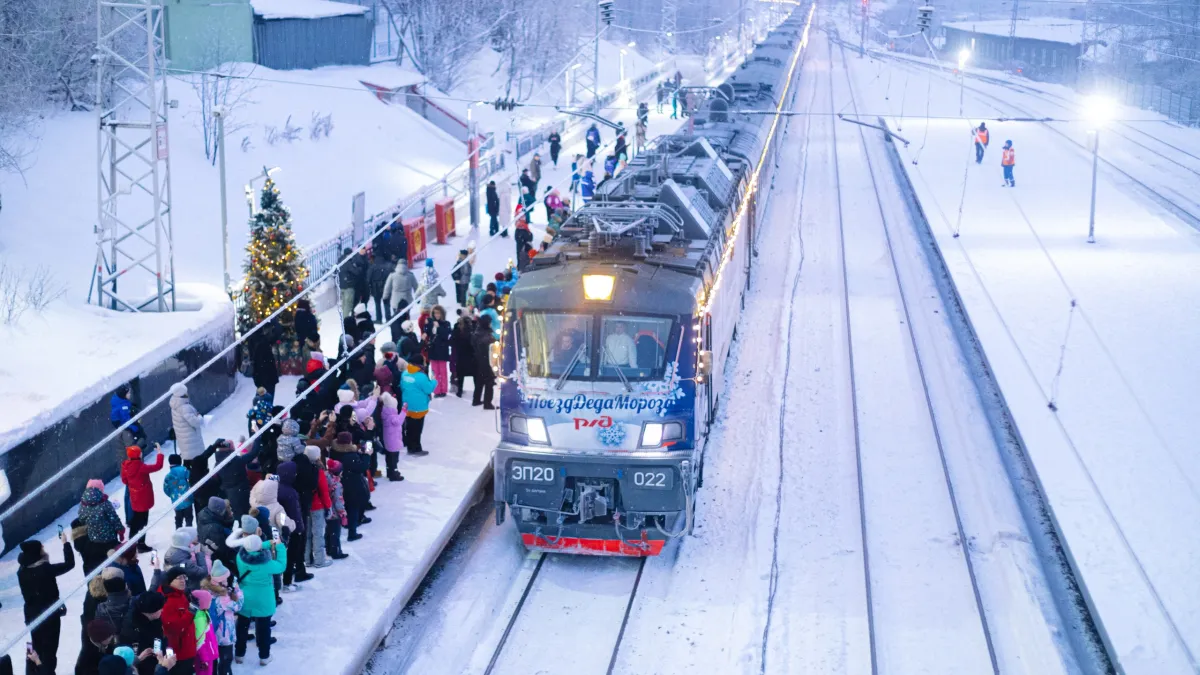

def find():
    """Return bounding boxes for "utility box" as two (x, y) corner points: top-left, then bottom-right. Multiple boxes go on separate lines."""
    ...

(404, 217), (427, 267)
(434, 198), (456, 245)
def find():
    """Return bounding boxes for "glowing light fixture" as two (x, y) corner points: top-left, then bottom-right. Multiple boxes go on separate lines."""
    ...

(957, 48), (970, 70)
(582, 274), (615, 301)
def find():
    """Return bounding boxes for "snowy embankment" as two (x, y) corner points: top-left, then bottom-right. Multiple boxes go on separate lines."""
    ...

(862, 54), (1200, 672)
(0, 284), (232, 453)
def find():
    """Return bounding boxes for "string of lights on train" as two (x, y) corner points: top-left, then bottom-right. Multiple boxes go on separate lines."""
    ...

(690, 3), (816, 385)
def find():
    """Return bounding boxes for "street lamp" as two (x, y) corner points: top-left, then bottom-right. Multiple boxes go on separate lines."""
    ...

(1082, 94), (1115, 243)
(213, 106), (231, 295)
(957, 48), (971, 117)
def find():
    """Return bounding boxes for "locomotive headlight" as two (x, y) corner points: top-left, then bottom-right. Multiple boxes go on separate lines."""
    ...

(510, 415), (550, 445)
(582, 274), (615, 302)
(640, 421), (684, 448)
(526, 417), (549, 444)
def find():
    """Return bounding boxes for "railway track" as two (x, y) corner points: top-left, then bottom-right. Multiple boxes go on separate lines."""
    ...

(868, 48), (1200, 228)
(482, 554), (647, 675)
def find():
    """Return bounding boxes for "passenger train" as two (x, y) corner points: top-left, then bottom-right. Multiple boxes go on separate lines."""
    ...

(491, 5), (815, 556)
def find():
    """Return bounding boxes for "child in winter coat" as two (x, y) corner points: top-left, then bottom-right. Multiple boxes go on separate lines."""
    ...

(191, 589), (220, 675)
(229, 529), (286, 666)
(378, 393), (405, 481)
(275, 418), (304, 463)
(467, 273), (484, 309)
(162, 455), (194, 528)
(201, 562), (242, 675)
(77, 481), (124, 573)
(246, 388), (274, 434)
(401, 355), (437, 456)
(121, 444), (164, 551)
(324, 459), (348, 560)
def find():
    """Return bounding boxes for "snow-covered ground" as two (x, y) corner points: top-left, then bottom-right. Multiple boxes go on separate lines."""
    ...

(367, 23), (1096, 675)
(850, 27), (1200, 675)
(0, 284), (232, 453)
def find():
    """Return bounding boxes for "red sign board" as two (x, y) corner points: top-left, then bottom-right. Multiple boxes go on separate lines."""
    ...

(403, 216), (427, 266)
(434, 198), (456, 245)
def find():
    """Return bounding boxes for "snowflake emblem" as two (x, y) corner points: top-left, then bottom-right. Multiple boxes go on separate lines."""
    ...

(597, 424), (627, 447)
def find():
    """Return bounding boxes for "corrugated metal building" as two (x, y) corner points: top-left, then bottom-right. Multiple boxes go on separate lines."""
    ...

(943, 18), (1084, 84)
(251, 0), (374, 70)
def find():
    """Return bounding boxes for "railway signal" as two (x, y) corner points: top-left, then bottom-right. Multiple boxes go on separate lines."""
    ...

(916, 5), (934, 33)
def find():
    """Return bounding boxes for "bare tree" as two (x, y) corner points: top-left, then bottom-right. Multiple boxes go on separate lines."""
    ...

(185, 27), (259, 164)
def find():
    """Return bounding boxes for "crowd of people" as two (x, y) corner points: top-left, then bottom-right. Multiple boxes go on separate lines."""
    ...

(13, 242), (529, 675)
(9, 77), (687, 675)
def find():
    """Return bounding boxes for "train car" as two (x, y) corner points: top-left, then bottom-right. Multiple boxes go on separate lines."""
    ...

(490, 7), (814, 556)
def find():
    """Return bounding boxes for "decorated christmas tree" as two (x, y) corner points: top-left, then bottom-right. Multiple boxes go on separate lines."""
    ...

(237, 177), (308, 335)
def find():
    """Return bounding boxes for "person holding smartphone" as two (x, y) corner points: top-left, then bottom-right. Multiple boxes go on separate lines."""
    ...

(16, 531), (75, 675)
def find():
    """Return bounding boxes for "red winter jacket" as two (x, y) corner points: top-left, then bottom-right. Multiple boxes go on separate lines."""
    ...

(312, 468), (332, 511)
(159, 586), (198, 661)
(120, 454), (164, 513)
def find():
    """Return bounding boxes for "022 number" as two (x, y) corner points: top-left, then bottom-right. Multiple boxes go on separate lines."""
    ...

(633, 471), (667, 487)
(512, 465), (555, 483)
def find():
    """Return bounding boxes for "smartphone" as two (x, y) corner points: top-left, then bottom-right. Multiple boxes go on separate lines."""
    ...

(150, 551), (158, 566)
(271, 526), (280, 543)
(25, 641), (32, 655)
(57, 524), (64, 537)
(365, 441), (373, 453)
(153, 639), (162, 654)
(166, 648), (175, 660)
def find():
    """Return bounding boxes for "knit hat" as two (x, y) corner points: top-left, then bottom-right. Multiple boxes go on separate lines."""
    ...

(86, 479), (105, 490)
(336, 431), (353, 445)
(170, 527), (197, 550)
(327, 459), (343, 475)
(380, 341), (397, 354)
(98, 656), (126, 675)
(192, 589), (213, 610)
(113, 646), (136, 667)
(381, 392), (397, 409)
(337, 384), (355, 403)
(19, 540), (42, 559)
(162, 566), (189, 588)
(134, 590), (165, 614)
(209, 559), (231, 582)
(459, 249), (469, 255)
(304, 445), (321, 462)
(207, 496), (227, 513)
(126, 446), (142, 459)
(86, 618), (116, 643)
(240, 515), (260, 534)
(102, 576), (126, 594)
(354, 303), (368, 315)
(241, 534), (264, 553)
(425, 258), (434, 267)
(170, 382), (188, 397)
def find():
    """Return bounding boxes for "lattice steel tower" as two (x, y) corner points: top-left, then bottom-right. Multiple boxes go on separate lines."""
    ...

(661, 0), (679, 56)
(92, 0), (176, 312)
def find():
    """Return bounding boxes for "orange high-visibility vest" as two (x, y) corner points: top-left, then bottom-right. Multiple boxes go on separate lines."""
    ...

(1002, 148), (1015, 166)
(975, 128), (989, 145)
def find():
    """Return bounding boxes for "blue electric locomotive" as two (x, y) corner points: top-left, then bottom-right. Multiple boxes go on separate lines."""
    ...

(491, 6), (815, 556)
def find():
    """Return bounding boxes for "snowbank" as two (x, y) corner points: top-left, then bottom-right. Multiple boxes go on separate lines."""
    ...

(0, 283), (232, 453)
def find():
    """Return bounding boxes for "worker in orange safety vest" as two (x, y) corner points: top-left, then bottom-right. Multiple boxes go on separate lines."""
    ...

(1001, 140), (1016, 187)
(973, 122), (990, 164)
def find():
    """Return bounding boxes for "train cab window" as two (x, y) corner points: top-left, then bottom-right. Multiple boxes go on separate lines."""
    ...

(599, 315), (674, 381)
(522, 312), (593, 379)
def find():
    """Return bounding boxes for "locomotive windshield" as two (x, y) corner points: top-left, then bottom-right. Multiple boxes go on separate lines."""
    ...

(520, 312), (677, 382)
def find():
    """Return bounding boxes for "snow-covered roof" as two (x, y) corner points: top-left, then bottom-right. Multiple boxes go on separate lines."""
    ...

(943, 18), (1084, 46)
(251, 0), (368, 20)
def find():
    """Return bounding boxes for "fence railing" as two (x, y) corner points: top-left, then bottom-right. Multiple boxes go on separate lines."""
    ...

(232, 66), (666, 321)
(1092, 73), (1199, 127)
